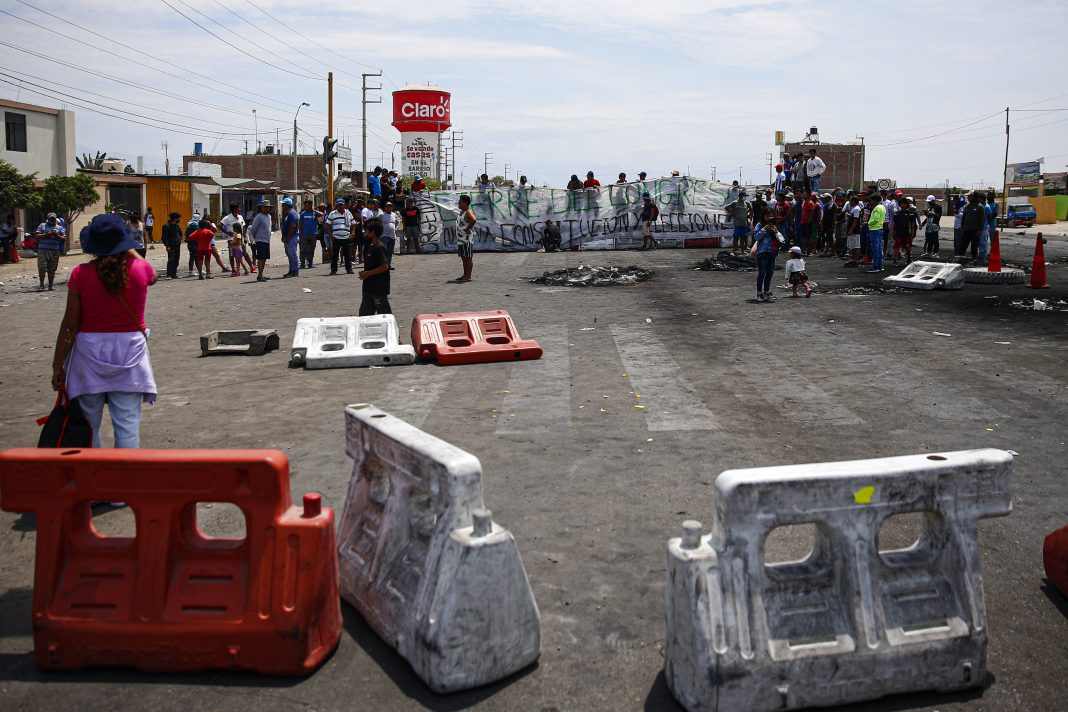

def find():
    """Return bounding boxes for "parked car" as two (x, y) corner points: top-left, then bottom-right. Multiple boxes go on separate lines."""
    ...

(998, 203), (1036, 228)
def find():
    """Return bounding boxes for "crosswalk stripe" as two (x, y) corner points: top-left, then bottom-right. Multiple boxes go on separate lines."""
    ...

(609, 324), (718, 432)
(372, 364), (457, 428)
(496, 326), (572, 435)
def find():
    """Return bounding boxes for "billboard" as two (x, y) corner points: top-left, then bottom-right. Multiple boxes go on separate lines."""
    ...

(401, 132), (438, 178)
(1006, 161), (1041, 187)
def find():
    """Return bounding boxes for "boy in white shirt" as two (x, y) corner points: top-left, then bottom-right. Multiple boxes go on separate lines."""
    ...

(785, 245), (813, 298)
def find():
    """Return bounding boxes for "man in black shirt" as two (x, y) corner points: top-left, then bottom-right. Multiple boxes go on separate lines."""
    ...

(401, 197), (421, 254)
(161, 212), (183, 279)
(358, 218), (391, 315)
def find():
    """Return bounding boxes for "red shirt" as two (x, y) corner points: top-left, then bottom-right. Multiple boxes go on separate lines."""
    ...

(801, 199), (816, 224)
(190, 228), (215, 252)
(583, 178), (601, 188)
(412, 180), (426, 192)
(69, 257), (156, 333)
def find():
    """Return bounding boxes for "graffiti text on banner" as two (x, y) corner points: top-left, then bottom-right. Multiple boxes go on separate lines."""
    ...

(410, 176), (736, 252)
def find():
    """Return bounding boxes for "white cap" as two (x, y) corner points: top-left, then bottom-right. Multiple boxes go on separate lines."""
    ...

(789, 245), (802, 254)
(926, 194), (937, 202)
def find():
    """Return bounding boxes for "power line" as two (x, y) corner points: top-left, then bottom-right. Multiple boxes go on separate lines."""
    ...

(0, 66), (272, 134)
(242, 0), (397, 88)
(160, 0), (321, 81)
(867, 111), (1004, 147)
(4, 3), (307, 119)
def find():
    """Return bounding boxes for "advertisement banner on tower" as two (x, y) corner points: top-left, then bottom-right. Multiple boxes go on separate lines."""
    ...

(402, 132), (437, 178)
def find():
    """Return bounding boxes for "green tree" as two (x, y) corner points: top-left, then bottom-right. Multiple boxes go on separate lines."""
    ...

(399, 175), (443, 192)
(490, 175), (513, 187)
(41, 174), (100, 250)
(0, 159), (41, 213)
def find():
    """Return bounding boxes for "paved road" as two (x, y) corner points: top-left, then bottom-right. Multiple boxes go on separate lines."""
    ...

(0, 237), (1065, 711)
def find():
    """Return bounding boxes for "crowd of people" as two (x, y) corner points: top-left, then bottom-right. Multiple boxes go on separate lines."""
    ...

(724, 176), (1003, 301)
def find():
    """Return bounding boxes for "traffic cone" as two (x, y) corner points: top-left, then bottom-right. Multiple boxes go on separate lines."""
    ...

(987, 229), (1002, 272)
(1028, 232), (1050, 289)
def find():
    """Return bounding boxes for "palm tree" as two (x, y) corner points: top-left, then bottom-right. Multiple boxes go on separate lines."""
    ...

(76, 151), (108, 170)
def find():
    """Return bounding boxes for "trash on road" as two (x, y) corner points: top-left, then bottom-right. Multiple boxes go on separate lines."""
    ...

(529, 265), (653, 287)
(692, 251), (757, 272)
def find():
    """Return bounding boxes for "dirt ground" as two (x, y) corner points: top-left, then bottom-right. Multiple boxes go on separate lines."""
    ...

(0, 231), (1066, 711)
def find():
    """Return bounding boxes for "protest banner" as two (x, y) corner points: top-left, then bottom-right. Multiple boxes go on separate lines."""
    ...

(408, 176), (736, 252)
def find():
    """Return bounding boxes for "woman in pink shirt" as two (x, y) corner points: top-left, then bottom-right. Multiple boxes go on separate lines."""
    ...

(51, 214), (158, 448)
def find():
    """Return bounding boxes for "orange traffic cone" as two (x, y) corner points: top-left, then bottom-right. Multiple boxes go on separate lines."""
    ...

(1028, 232), (1050, 289)
(987, 229), (1002, 272)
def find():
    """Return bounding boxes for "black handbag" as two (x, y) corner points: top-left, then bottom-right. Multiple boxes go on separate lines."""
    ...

(36, 386), (93, 448)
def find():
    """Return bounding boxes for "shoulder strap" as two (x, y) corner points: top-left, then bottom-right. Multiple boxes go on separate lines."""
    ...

(116, 292), (148, 339)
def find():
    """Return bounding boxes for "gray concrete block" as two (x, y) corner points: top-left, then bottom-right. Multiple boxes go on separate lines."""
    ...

(665, 449), (1013, 712)
(199, 329), (279, 356)
(338, 403), (541, 692)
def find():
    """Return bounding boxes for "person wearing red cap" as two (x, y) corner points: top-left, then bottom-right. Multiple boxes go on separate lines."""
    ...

(773, 164), (786, 194)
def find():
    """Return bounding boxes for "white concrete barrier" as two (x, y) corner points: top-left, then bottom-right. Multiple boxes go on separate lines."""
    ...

(290, 315), (416, 368)
(882, 261), (964, 290)
(338, 403), (540, 692)
(665, 449), (1012, 712)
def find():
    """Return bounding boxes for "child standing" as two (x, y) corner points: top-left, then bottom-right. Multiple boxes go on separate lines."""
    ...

(189, 220), (217, 279)
(785, 246), (813, 298)
(358, 219), (391, 315)
(230, 224), (249, 275)
(456, 194), (475, 282)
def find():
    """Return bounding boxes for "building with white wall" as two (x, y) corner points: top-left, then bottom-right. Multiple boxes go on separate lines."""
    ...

(1, 98), (76, 179)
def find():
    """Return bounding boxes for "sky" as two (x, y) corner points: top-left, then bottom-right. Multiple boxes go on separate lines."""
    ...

(2, 0), (1067, 189)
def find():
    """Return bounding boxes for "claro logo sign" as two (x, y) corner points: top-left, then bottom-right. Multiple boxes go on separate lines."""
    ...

(392, 89), (451, 130)
(400, 99), (449, 119)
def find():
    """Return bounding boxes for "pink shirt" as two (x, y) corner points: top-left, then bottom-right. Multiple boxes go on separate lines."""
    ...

(69, 256), (156, 333)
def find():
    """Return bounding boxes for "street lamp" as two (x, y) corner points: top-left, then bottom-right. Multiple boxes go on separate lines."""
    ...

(391, 141), (400, 172)
(293, 102), (310, 191)
(460, 165), (470, 189)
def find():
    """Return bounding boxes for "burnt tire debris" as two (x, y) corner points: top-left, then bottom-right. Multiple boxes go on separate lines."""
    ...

(529, 265), (653, 287)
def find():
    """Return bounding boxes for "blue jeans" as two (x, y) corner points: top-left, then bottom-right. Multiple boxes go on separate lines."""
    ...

(284, 236), (299, 272)
(382, 235), (395, 264)
(869, 230), (884, 269)
(809, 175), (821, 193)
(78, 392), (142, 448)
(756, 252), (776, 296)
(979, 227), (990, 257)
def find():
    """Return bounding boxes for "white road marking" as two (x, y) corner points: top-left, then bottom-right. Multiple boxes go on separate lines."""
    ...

(496, 326), (571, 435)
(609, 324), (718, 432)
(501, 252), (531, 267)
(373, 364), (457, 428)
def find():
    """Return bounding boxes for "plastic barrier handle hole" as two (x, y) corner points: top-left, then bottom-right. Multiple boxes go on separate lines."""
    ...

(927, 455), (948, 461)
(61, 449), (81, 456)
(371, 414), (386, 419)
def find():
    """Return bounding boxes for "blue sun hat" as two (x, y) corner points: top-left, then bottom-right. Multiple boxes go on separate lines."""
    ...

(79, 214), (139, 256)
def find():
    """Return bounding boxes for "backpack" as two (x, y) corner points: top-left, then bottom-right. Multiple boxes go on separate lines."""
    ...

(648, 203), (660, 221)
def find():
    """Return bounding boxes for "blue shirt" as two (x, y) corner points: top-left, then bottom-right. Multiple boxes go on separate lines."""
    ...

(281, 208), (299, 241)
(299, 209), (319, 236)
(36, 222), (66, 251)
(368, 174), (381, 197)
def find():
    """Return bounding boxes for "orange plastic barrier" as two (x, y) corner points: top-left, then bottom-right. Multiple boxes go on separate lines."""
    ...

(0, 448), (341, 674)
(411, 310), (542, 365)
(1045, 525), (1068, 598)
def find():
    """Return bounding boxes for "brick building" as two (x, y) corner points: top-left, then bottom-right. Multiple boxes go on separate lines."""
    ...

(181, 153), (357, 192)
(782, 141), (865, 192)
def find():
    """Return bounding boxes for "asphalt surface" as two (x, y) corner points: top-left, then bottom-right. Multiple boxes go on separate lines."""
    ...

(0, 231), (1066, 711)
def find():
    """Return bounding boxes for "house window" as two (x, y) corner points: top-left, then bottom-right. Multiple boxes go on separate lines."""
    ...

(4, 112), (27, 152)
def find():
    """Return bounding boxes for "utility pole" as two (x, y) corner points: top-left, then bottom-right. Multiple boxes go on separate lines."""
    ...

(1001, 107), (1010, 207)
(484, 152), (493, 179)
(451, 129), (463, 190)
(711, 166), (716, 181)
(327, 72), (334, 207)
(441, 146), (450, 186)
(504, 163), (512, 182)
(362, 71), (382, 191)
(275, 127), (280, 152)
(161, 140), (170, 175)
(766, 152), (773, 185)
(253, 109), (258, 153)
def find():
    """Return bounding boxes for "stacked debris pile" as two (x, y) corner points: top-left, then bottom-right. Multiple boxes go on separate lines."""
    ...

(529, 265), (653, 287)
(693, 251), (757, 272)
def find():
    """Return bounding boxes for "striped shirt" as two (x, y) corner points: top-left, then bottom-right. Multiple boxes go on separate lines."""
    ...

(326, 209), (353, 240)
